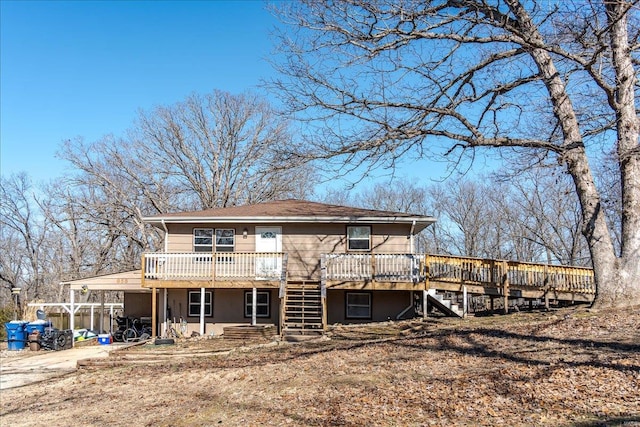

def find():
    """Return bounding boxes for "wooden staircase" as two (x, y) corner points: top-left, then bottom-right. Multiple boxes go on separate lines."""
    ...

(426, 289), (464, 318)
(282, 281), (324, 339)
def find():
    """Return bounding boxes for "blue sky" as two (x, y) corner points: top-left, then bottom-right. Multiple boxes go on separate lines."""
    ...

(1, 0), (466, 190)
(1, 1), (278, 182)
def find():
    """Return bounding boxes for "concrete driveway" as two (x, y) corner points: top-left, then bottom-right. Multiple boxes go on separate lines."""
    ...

(0, 343), (125, 390)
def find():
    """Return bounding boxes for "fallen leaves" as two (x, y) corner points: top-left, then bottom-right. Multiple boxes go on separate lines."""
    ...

(1, 306), (639, 426)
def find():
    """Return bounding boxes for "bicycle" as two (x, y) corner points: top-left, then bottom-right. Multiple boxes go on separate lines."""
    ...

(122, 317), (152, 342)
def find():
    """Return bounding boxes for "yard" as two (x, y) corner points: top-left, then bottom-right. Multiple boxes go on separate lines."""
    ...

(1, 306), (639, 426)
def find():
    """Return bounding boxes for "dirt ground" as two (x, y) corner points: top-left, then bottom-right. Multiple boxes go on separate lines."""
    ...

(1, 306), (639, 427)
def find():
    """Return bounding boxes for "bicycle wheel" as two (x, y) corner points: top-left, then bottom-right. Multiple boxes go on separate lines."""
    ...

(122, 328), (137, 343)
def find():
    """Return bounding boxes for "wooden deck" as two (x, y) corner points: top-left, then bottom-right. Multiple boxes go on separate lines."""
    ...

(142, 251), (595, 336)
(424, 254), (595, 303)
(142, 251), (595, 303)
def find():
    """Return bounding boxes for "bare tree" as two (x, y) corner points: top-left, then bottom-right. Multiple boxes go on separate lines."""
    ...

(428, 179), (505, 258)
(55, 90), (315, 274)
(131, 90), (314, 209)
(501, 169), (590, 265)
(0, 174), (59, 310)
(272, 0), (640, 307)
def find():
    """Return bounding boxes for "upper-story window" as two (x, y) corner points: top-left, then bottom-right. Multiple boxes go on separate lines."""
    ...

(215, 229), (235, 252)
(194, 228), (213, 252)
(347, 226), (371, 251)
(193, 228), (235, 252)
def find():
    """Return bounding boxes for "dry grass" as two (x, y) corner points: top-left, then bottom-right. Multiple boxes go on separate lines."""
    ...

(2, 306), (639, 427)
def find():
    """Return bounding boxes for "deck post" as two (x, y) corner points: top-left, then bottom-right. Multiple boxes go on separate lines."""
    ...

(151, 287), (157, 338)
(423, 254), (429, 319)
(462, 286), (468, 318)
(322, 296), (328, 331)
(252, 287), (257, 326)
(370, 253), (376, 282)
(543, 265), (550, 310)
(423, 289), (428, 319)
(162, 288), (168, 337)
(200, 287), (205, 335)
(502, 261), (509, 314)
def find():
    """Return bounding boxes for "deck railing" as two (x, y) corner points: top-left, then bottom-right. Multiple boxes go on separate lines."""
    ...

(143, 252), (285, 281)
(143, 251), (595, 295)
(324, 253), (595, 294)
(425, 254), (595, 294)
(324, 253), (421, 282)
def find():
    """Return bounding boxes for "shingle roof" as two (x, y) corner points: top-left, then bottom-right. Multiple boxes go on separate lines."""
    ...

(143, 199), (436, 231)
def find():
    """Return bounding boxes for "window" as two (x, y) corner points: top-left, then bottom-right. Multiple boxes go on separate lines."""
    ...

(244, 291), (270, 318)
(346, 292), (371, 319)
(215, 229), (235, 252)
(188, 290), (213, 317)
(347, 226), (371, 251)
(194, 228), (213, 252)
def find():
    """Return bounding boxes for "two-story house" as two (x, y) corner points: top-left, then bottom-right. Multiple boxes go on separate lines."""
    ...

(64, 199), (435, 337)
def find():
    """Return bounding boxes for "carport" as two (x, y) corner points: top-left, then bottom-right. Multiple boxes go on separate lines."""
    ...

(60, 270), (155, 337)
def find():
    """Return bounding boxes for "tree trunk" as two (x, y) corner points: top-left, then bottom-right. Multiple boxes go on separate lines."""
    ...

(594, 0), (640, 307)
(508, 0), (639, 308)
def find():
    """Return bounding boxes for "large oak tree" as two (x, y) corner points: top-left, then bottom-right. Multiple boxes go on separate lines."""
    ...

(272, 0), (640, 307)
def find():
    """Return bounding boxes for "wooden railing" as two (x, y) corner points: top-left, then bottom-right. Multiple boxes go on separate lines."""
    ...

(143, 251), (595, 295)
(425, 254), (595, 294)
(324, 253), (595, 295)
(143, 252), (286, 281)
(324, 253), (421, 282)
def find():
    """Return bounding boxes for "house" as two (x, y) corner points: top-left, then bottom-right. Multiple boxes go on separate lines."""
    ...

(62, 199), (596, 339)
(140, 199), (436, 337)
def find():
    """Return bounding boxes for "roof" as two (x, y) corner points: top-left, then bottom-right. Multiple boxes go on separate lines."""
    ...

(143, 199), (436, 232)
(61, 270), (148, 292)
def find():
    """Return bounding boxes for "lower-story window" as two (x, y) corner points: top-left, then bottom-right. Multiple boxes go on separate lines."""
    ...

(346, 292), (371, 319)
(188, 290), (213, 317)
(244, 290), (270, 318)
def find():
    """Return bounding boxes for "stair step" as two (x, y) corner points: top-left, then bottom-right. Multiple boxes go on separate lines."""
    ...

(283, 324), (323, 329)
(285, 312), (322, 318)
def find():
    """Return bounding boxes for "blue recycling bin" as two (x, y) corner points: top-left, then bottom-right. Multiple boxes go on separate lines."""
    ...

(5, 321), (28, 351)
(25, 320), (52, 335)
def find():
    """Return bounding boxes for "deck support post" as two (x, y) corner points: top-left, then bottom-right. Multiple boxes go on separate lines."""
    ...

(252, 287), (257, 326)
(162, 288), (168, 337)
(200, 287), (205, 335)
(322, 296), (328, 331)
(462, 286), (468, 318)
(422, 289), (428, 319)
(151, 287), (157, 338)
(502, 261), (509, 315)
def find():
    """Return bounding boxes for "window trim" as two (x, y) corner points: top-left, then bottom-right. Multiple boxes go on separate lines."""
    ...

(345, 292), (372, 319)
(244, 290), (270, 318)
(188, 290), (213, 317)
(347, 225), (371, 251)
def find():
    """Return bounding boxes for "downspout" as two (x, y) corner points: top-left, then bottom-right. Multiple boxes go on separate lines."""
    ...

(409, 220), (416, 254)
(161, 219), (168, 252)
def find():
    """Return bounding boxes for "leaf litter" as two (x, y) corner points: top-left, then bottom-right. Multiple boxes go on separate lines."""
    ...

(1, 305), (639, 426)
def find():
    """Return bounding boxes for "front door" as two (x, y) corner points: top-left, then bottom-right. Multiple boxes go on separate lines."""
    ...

(255, 227), (282, 278)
